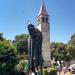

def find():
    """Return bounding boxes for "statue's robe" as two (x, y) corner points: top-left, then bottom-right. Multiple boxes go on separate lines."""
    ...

(28, 28), (43, 70)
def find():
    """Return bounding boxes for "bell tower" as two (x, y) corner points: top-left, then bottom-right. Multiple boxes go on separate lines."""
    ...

(37, 1), (51, 66)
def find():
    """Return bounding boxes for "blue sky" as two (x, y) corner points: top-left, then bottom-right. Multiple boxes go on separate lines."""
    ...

(0, 0), (75, 43)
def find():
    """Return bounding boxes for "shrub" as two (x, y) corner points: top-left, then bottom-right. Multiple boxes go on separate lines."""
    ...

(42, 68), (57, 75)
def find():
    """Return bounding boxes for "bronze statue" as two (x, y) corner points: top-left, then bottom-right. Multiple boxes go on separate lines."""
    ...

(28, 23), (43, 71)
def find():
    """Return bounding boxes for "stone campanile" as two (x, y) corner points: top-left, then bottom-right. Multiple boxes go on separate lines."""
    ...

(37, 1), (51, 66)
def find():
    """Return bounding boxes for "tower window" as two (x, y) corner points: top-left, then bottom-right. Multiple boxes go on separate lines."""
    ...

(46, 17), (48, 23)
(42, 17), (45, 22)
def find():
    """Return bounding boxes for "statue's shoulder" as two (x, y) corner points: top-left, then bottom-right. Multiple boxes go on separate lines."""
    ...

(35, 28), (41, 33)
(35, 28), (42, 35)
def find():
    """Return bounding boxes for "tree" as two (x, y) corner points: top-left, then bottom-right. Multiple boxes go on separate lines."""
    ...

(67, 33), (75, 59)
(0, 39), (18, 75)
(50, 42), (72, 67)
(0, 32), (3, 41)
(51, 42), (65, 61)
(14, 34), (29, 54)
(16, 60), (28, 73)
(50, 42), (59, 60)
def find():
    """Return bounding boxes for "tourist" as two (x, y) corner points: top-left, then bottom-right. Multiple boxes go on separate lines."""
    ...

(35, 66), (41, 75)
(29, 69), (35, 75)
(65, 69), (72, 75)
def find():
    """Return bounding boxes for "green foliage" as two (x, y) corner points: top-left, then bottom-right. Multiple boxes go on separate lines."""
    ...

(14, 34), (29, 54)
(0, 39), (18, 75)
(42, 68), (57, 75)
(51, 42), (72, 62)
(42, 68), (48, 75)
(51, 42), (59, 60)
(67, 33), (75, 59)
(16, 60), (28, 73)
(0, 32), (4, 41)
(71, 33), (75, 39)
(15, 34), (29, 42)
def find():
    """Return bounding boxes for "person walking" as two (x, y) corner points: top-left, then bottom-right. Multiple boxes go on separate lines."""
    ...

(65, 69), (72, 75)
(29, 69), (35, 75)
(35, 66), (41, 75)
